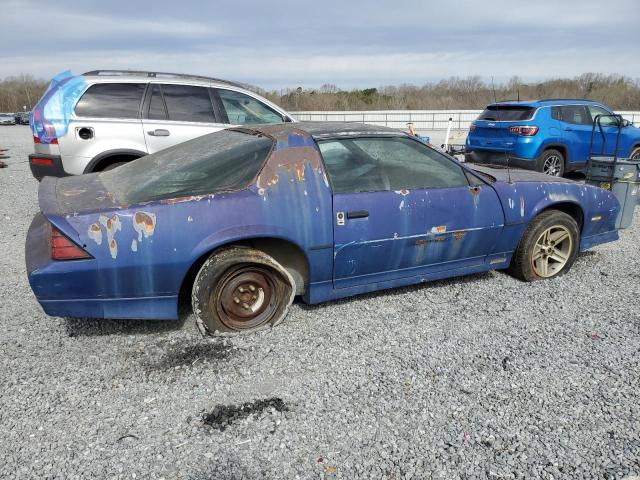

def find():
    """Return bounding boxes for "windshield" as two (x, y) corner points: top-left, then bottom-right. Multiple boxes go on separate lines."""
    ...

(100, 130), (273, 204)
(478, 106), (535, 121)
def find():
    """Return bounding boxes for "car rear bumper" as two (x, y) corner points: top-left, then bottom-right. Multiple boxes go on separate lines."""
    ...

(38, 296), (179, 320)
(26, 213), (179, 320)
(29, 153), (69, 180)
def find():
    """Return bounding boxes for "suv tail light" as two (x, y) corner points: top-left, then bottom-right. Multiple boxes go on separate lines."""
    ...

(50, 225), (92, 260)
(469, 124), (476, 132)
(33, 135), (58, 145)
(508, 126), (539, 136)
(32, 110), (58, 144)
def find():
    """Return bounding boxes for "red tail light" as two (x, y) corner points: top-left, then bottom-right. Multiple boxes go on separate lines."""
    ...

(33, 135), (58, 145)
(508, 126), (539, 136)
(30, 157), (53, 166)
(50, 225), (92, 261)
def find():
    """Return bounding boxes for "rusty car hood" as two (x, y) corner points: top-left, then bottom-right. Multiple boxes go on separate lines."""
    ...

(469, 164), (577, 184)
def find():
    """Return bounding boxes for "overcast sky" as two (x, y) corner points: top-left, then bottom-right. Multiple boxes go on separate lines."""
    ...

(2, 0), (639, 89)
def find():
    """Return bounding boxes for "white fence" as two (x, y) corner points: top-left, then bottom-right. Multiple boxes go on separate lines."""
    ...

(291, 110), (640, 131)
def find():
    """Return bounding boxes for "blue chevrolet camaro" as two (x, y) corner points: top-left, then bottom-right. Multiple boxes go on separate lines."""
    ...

(26, 122), (621, 335)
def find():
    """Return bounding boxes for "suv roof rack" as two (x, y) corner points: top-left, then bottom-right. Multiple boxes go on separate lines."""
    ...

(536, 98), (598, 103)
(82, 70), (247, 89)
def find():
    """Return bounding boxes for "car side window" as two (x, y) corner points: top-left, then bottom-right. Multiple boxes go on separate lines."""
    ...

(75, 83), (145, 118)
(558, 105), (592, 126)
(161, 84), (216, 123)
(588, 105), (618, 126)
(318, 137), (470, 194)
(217, 89), (284, 125)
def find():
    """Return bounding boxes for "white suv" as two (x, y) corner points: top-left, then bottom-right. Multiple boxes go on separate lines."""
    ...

(29, 70), (294, 179)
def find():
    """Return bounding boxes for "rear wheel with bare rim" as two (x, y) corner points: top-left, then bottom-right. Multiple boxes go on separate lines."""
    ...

(509, 210), (579, 281)
(538, 149), (565, 177)
(192, 247), (295, 335)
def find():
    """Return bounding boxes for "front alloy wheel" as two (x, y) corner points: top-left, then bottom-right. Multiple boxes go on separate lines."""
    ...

(509, 210), (579, 281)
(531, 225), (572, 278)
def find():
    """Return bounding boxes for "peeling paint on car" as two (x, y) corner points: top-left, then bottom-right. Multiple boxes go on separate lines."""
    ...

(133, 211), (156, 242)
(88, 223), (102, 245)
(99, 213), (121, 259)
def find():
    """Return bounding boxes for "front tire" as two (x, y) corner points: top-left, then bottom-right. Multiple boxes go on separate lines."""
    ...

(538, 149), (565, 177)
(509, 210), (579, 281)
(192, 247), (295, 336)
(630, 146), (640, 160)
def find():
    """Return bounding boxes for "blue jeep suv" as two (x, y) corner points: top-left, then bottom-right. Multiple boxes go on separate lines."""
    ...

(465, 99), (640, 176)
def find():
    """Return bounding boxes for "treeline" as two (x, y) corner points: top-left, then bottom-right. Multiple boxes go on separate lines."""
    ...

(258, 74), (640, 111)
(2, 72), (640, 113)
(0, 75), (48, 112)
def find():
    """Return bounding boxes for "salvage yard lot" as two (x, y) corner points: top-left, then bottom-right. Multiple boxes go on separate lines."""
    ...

(1, 125), (639, 479)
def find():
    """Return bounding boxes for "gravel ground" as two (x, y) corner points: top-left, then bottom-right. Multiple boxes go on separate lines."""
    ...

(1, 125), (639, 480)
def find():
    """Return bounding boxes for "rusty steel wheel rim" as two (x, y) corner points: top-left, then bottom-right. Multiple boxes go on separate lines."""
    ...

(215, 266), (277, 331)
(531, 225), (572, 278)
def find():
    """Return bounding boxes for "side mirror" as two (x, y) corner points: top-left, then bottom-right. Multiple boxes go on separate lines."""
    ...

(622, 119), (631, 128)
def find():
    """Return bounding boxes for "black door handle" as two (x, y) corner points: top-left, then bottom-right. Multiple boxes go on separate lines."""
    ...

(347, 210), (369, 219)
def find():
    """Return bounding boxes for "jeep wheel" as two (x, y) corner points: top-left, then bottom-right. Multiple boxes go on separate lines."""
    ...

(630, 146), (640, 160)
(538, 149), (565, 177)
(192, 247), (295, 336)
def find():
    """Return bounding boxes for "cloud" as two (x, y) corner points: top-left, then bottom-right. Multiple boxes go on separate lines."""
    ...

(1, 0), (638, 87)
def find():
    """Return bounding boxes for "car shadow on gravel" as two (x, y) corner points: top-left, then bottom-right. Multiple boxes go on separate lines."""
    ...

(144, 339), (234, 372)
(64, 311), (190, 338)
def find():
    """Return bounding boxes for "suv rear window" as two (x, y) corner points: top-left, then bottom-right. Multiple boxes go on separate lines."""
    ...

(478, 106), (535, 121)
(100, 130), (273, 204)
(75, 83), (145, 118)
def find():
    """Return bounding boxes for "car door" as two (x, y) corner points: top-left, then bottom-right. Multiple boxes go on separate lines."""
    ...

(65, 82), (147, 170)
(142, 83), (227, 154)
(557, 105), (594, 163)
(587, 104), (621, 156)
(214, 88), (287, 126)
(317, 136), (505, 289)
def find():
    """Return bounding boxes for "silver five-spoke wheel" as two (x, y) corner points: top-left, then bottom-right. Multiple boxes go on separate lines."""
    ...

(531, 225), (572, 278)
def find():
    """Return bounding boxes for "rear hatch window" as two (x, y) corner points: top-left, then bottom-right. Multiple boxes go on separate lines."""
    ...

(477, 106), (535, 121)
(100, 129), (273, 204)
(75, 83), (146, 118)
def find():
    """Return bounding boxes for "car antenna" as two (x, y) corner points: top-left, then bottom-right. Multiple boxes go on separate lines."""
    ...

(491, 76), (513, 184)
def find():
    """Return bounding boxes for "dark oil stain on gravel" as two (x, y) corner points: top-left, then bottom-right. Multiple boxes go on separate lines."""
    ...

(202, 398), (288, 431)
(147, 341), (233, 371)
